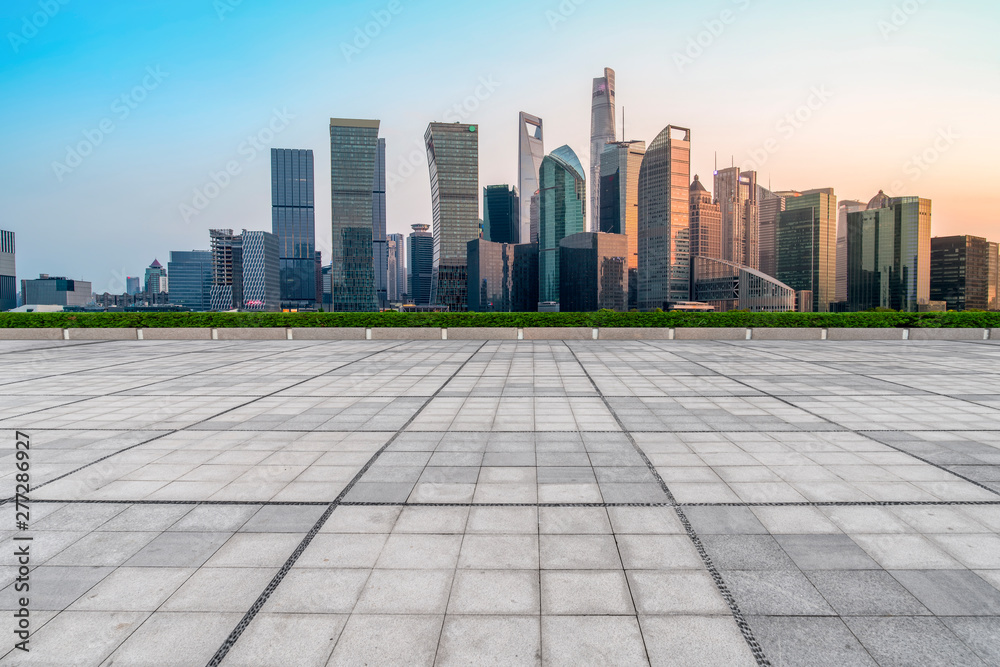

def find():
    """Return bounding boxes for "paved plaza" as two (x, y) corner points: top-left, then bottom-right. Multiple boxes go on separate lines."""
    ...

(1, 337), (1000, 666)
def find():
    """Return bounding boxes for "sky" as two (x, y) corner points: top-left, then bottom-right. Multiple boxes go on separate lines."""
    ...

(2, 0), (999, 293)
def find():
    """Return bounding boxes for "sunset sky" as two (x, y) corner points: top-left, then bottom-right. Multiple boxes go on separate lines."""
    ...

(2, 0), (998, 292)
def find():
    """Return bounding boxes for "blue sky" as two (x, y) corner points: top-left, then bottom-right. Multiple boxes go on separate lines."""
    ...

(2, 0), (998, 292)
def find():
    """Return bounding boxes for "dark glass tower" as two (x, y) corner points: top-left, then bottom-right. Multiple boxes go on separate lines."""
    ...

(776, 188), (838, 312)
(408, 224), (434, 306)
(331, 119), (380, 312)
(167, 250), (213, 311)
(1, 230), (17, 311)
(271, 148), (317, 310)
(373, 138), (388, 309)
(483, 185), (519, 244)
(538, 145), (586, 307)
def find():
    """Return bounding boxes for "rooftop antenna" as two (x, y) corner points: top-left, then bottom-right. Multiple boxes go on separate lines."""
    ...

(714, 152), (717, 173)
(622, 108), (625, 142)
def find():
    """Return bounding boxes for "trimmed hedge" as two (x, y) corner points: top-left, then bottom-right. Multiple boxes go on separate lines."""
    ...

(1, 311), (999, 329)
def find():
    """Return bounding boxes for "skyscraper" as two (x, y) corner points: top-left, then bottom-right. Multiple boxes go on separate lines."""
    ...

(836, 199), (866, 304)
(538, 145), (586, 307)
(0, 230), (15, 312)
(847, 192), (931, 312)
(373, 137), (388, 309)
(599, 141), (646, 266)
(931, 235), (990, 311)
(637, 125), (691, 309)
(167, 251), (213, 312)
(758, 187), (786, 278)
(990, 242), (1000, 311)
(408, 223), (434, 306)
(210, 229), (242, 311)
(590, 67), (616, 233)
(776, 188), (838, 312)
(239, 230), (281, 312)
(126, 277), (141, 296)
(387, 233), (406, 302)
(715, 167), (760, 269)
(425, 122), (479, 311)
(467, 239), (538, 312)
(144, 260), (167, 295)
(518, 112), (545, 244)
(559, 232), (629, 313)
(271, 148), (317, 310)
(483, 185), (519, 245)
(331, 118), (380, 312)
(689, 175), (722, 260)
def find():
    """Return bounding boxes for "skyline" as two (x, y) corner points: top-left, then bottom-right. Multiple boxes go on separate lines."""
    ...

(2, 0), (999, 292)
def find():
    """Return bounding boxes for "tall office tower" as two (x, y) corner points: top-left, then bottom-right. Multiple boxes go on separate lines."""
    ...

(331, 119), (380, 312)
(167, 251), (213, 311)
(321, 264), (333, 310)
(518, 113), (545, 244)
(388, 232), (407, 301)
(21, 275), (92, 307)
(758, 186), (786, 278)
(590, 68), (616, 233)
(144, 260), (167, 295)
(836, 200), (866, 304)
(372, 138), (388, 309)
(989, 242), (1000, 311)
(271, 148), (317, 310)
(0, 230), (15, 311)
(210, 229), (242, 311)
(425, 122), (479, 311)
(637, 125), (691, 309)
(599, 141), (646, 264)
(559, 232), (629, 313)
(538, 145), (586, 307)
(776, 188), (837, 312)
(714, 167), (760, 269)
(483, 185), (519, 244)
(930, 235), (991, 311)
(126, 276), (140, 296)
(466, 239), (539, 312)
(238, 230), (281, 312)
(387, 238), (399, 302)
(847, 192), (931, 312)
(408, 223), (434, 306)
(689, 175), (722, 260)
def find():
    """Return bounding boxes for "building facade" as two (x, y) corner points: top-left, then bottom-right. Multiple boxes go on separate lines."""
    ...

(837, 199), (866, 304)
(0, 230), (15, 311)
(559, 232), (628, 312)
(239, 231), (281, 312)
(425, 122), (479, 311)
(691, 256), (795, 312)
(599, 141), (646, 267)
(167, 250), (213, 311)
(373, 138), (388, 309)
(21, 275), (92, 307)
(210, 229), (242, 311)
(714, 167), (759, 270)
(776, 188), (837, 312)
(590, 67), (616, 233)
(930, 235), (991, 311)
(637, 125), (691, 309)
(846, 192), (931, 312)
(990, 242), (1000, 311)
(758, 187), (786, 278)
(408, 224), (434, 306)
(467, 239), (539, 312)
(331, 119), (380, 312)
(271, 148), (318, 310)
(518, 112), (545, 244)
(538, 145), (587, 307)
(689, 175), (722, 260)
(144, 260), (167, 295)
(483, 185), (519, 245)
(126, 277), (141, 296)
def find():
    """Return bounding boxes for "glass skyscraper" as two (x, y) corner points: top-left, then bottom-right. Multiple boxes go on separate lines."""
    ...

(331, 119), (380, 312)
(689, 175), (722, 261)
(373, 138), (388, 309)
(467, 239), (538, 313)
(590, 67), (616, 233)
(271, 148), (317, 310)
(931, 235), (991, 311)
(776, 188), (838, 312)
(837, 199), (866, 304)
(599, 141), (645, 270)
(518, 112), (544, 244)
(758, 187), (786, 278)
(538, 145), (586, 307)
(239, 231), (281, 312)
(387, 233), (406, 302)
(408, 224), (434, 306)
(847, 193), (931, 312)
(714, 167), (760, 270)
(559, 232), (629, 313)
(637, 125), (691, 309)
(425, 122), (479, 312)
(0, 230), (15, 311)
(167, 250), (212, 311)
(483, 185), (519, 245)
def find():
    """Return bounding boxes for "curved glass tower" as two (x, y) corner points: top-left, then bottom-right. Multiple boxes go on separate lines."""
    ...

(518, 112), (544, 244)
(538, 145), (586, 307)
(637, 125), (691, 310)
(590, 68), (616, 233)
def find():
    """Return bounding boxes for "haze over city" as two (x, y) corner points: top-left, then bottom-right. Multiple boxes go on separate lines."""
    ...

(2, 0), (998, 292)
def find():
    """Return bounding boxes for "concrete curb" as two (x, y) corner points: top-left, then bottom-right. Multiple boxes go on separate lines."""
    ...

(370, 328), (443, 340)
(140, 328), (213, 340)
(751, 328), (825, 341)
(445, 328), (519, 340)
(66, 328), (139, 341)
(907, 328), (988, 341)
(523, 327), (596, 340)
(290, 328), (366, 340)
(598, 328), (675, 340)
(0, 328), (65, 340)
(215, 328), (288, 341)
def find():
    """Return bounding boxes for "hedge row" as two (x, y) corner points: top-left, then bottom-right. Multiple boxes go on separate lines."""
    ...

(2, 311), (999, 329)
